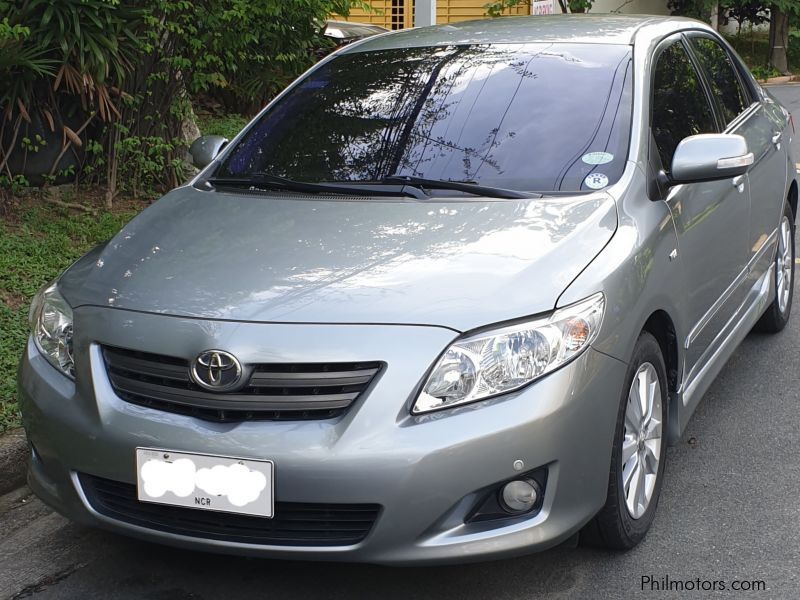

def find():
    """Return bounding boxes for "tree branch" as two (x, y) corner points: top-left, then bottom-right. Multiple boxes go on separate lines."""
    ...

(42, 195), (98, 214)
(611, 0), (634, 13)
(0, 115), (22, 174)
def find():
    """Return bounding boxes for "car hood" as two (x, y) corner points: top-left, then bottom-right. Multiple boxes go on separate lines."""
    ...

(60, 186), (617, 332)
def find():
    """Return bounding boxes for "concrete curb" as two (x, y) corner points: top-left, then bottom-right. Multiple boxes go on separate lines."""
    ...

(0, 428), (28, 496)
(761, 75), (800, 86)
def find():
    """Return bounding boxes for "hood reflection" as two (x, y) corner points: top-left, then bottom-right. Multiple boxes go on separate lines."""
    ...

(59, 188), (617, 331)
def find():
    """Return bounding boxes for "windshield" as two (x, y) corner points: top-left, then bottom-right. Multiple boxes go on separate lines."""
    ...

(218, 43), (633, 193)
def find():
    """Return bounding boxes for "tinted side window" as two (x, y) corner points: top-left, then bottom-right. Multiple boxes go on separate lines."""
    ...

(689, 37), (750, 126)
(651, 41), (717, 171)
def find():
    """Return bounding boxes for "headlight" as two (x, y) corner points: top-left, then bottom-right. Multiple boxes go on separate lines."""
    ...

(29, 282), (75, 379)
(413, 293), (605, 414)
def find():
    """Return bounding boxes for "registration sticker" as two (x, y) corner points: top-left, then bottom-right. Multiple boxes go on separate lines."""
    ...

(584, 173), (609, 190)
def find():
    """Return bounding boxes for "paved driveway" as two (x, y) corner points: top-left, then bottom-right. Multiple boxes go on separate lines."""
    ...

(2, 85), (800, 600)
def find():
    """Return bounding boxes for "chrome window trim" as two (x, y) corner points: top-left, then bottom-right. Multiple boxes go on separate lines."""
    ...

(726, 102), (761, 134)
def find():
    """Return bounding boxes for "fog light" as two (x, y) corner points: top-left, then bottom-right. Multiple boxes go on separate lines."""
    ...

(500, 478), (540, 514)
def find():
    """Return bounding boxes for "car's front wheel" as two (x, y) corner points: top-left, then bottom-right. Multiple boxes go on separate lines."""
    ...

(755, 201), (795, 333)
(583, 331), (668, 549)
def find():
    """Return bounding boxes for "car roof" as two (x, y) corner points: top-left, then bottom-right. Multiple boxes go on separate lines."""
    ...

(341, 14), (713, 52)
(326, 19), (388, 31)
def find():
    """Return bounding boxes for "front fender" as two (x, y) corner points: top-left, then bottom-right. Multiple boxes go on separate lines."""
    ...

(557, 165), (688, 442)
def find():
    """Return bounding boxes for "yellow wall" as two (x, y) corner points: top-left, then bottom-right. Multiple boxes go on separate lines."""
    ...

(437, 0), (528, 23)
(338, 0), (528, 29)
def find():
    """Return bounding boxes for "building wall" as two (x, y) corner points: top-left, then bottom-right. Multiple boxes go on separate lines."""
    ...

(339, 0), (672, 29)
(342, 0), (414, 30)
(340, 0), (527, 29)
(436, 0), (528, 23)
(590, 0), (670, 15)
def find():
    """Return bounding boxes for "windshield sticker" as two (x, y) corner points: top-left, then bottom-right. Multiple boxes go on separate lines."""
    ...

(585, 173), (609, 190)
(582, 152), (614, 165)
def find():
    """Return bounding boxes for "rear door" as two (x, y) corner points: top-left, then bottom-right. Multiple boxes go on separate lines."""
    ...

(686, 33), (789, 289)
(649, 35), (751, 378)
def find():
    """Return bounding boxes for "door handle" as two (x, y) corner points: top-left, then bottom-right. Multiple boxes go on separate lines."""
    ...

(772, 131), (782, 149)
(732, 175), (746, 192)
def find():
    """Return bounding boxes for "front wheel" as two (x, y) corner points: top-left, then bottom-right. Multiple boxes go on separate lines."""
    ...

(755, 202), (795, 333)
(583, 332), (668, 550)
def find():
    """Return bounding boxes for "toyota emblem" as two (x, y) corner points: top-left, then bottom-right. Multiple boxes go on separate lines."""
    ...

(191, 350), (243, 391)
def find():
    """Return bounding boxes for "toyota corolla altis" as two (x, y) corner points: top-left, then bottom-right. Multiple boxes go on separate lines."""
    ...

(19, 15), (796, 564)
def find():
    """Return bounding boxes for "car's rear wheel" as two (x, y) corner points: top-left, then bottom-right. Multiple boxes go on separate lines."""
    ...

(583, 332), (668, 549)
(755, 201), (795, 333)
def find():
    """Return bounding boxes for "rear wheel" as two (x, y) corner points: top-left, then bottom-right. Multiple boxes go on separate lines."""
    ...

(583, 332), (668, 549)
(755, 202), (795, 333)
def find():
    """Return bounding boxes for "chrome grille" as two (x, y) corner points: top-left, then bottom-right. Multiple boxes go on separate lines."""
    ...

(102, 346), (381, 422)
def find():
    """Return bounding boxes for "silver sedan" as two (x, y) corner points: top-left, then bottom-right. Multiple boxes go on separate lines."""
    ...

(19, 15), (796, 564)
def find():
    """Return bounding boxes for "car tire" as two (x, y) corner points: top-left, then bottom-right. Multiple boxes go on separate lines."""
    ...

(755, 201), (795, 334)
(582, 331), (668, 550)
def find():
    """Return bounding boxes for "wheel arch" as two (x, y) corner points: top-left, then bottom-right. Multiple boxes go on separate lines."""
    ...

(640, 309), (681, 443)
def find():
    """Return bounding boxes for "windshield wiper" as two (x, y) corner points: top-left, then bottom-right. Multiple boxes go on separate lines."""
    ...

(206, 172), (535, 200)
(206, 173), (425, 198)
(381, 175), (538, 199)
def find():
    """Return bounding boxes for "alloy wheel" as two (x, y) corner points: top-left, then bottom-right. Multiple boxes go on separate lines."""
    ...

(776, 215), (793, 314)
(622, 362), (663, 519)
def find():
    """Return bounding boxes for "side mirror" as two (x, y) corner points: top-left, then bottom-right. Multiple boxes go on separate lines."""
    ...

(188, 135), (229, 169)
(669, 133), (753, 185)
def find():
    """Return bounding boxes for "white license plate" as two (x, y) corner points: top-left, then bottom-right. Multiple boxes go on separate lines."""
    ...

(135, 448), (274, 518)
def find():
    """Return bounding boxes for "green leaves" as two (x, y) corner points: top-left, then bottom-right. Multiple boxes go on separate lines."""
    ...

(0, 0), (388, 195)
(158, 0), (348, 105)
(670, 0), (799, 20)
(1, 0), (143, 123)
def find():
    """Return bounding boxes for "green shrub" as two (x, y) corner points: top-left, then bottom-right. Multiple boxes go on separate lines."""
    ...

(727, 34), (800, 74)
(0, 0), (371, 199)
(751, 64), (782, 80)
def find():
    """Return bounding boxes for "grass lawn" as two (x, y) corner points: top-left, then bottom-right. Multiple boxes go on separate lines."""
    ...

(196, 113), (249, 140)
(0, 198), (141, 432)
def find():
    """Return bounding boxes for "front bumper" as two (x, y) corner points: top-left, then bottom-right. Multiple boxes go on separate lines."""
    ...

(19, 307), (627, 565)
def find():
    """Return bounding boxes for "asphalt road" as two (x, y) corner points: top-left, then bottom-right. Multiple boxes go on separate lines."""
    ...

(2, 86), (800, 600)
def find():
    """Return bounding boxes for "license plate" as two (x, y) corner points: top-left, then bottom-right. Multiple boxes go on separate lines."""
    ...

(135, 448), (274, 518)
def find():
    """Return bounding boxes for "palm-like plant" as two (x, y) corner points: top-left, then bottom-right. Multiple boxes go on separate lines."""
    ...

(0, 0), (141, 179)
(27, 0), (141, 121)
(0, 19), (56, 108)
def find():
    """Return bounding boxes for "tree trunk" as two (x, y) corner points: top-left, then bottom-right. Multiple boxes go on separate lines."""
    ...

(769, 5), (790, 75)
(105, 126), (120, 209)
(711, 2), (720, 31)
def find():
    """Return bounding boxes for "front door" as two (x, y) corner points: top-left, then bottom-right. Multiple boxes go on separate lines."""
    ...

(650, 37), (751, 379)
(687, 33), (790, 290)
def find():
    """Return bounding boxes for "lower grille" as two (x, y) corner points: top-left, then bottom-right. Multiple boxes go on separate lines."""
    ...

(79, 474), (380, 547)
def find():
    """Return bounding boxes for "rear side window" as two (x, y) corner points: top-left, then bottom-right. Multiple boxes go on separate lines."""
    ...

(220, 43), (633, 193)
(689, 36), (750, 126)
(651, 41), (717, 171)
